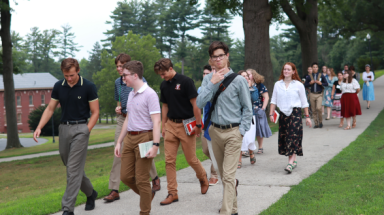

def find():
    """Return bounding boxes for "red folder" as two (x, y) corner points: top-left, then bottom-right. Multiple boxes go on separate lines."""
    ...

(271, 110), (280, 124)
(183, 117), (204, 135)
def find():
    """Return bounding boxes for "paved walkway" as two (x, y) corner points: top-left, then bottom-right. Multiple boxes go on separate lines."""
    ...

(0, 142), (114, 163)
(9, 77), (382, 215)
(0, 138), (47, 152)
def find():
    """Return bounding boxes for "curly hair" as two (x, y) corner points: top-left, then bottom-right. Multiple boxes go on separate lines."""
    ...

(246, 68), (264, 84)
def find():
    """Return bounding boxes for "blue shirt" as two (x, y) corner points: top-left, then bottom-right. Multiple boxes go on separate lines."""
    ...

(114, 76), (146, 114)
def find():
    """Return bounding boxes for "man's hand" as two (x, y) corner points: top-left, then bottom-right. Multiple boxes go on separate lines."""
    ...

(210, 68), (225, 85)
(33, 128), (41, 142)
(191, 126), (202, 137)
(115, 142), (121, 158)
(145, 146), (159, 158)
(309, 80), (315, 85)
(315, 80), (322, 85)
(115, 106), (122, 114)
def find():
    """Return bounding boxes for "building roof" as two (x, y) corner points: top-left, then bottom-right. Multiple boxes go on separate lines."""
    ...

(0, 73), (59, 91)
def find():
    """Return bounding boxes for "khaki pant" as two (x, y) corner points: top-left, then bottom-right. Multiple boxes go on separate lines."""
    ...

(164, 120), (206, 195)
(109, 114), (158, 190)
(209, 126), (242, 215)
(59, 124), (94, 212)
(120, 132), (154, 215)
(201, 136), (218, 179)
(310, 92), (323, 126)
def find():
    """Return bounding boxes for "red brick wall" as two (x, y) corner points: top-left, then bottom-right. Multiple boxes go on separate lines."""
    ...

(0, 89), (54, 133)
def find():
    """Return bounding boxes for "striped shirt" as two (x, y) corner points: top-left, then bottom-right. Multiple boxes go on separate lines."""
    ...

(114, 76), (146, 114)
(126, 83), (161, 131)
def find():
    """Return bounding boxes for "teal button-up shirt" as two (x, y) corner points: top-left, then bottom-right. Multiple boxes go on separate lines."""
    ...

(196, 69), (252, 136)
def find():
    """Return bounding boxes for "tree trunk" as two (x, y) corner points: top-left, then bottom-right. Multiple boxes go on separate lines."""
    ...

(243, 0), (274, 103)
(181, 58), (185, 75)
(1, 0), (23, 149)
(281, 0), (318, 75)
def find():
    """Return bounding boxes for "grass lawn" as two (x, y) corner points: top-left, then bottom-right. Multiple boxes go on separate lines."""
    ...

(260, 108), (384, 215)
(0, 137), (205, 215)
(0, 129), (116, 158)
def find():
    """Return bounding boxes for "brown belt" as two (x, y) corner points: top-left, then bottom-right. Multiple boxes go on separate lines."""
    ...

(128, 130), (152, 135)
(169, 118), (183, 123)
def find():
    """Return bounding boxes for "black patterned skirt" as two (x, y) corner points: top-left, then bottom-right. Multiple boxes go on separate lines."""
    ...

(278, 108), (303, 156)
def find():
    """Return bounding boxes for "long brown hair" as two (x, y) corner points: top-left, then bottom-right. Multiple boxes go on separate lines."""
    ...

(328, 68), (336, 79)
(343, 70), (353, 83)
(246, 68), (265, 84)
(278, 62), (301, 81)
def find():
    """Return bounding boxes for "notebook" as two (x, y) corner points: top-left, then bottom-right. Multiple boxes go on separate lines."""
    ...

(183, 117), (204, 136)
(271, 110), (280, 124)
(138, 141), (160, 158)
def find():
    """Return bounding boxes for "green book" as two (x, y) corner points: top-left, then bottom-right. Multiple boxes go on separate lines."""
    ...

(138, 141), (160, 158)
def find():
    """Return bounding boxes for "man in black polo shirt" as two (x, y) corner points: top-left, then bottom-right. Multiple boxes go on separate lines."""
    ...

(33, 58), (99, 215)
(154, 58), (209, 206)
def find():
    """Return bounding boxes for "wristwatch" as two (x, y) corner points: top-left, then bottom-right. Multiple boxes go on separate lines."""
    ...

(153, 142), (160, 147)
(196, 124), (202, 128)
(304, 115), (310, 118)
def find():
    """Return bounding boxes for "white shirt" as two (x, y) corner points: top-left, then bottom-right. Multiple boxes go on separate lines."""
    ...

(362, 71), (374, 82)
(271, 80), (309, 116)
(340, 79), (360, 94)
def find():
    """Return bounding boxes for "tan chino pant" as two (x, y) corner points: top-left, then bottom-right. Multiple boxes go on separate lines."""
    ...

(164, 120), (207, 195)
(209, 126), (242, 215)
(120, 132), (154, 215)
(109, 114), (158, 190)
(310, 92), (323, 126)
(201, 136), (218, 179)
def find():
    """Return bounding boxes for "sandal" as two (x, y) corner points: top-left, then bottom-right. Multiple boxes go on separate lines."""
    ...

(237, 161), (242, 169)
(292, 161), (297, 169)
(344, 126), (351, 130)
(285, 164), (293, 173)
(338, 123), (344, 128)
(325, 117), (330, 120)
(249, 151), (256, 165)
(257, 148), (263, 154)
(242, 151), (250, 157)
(352, 119), (356, 128)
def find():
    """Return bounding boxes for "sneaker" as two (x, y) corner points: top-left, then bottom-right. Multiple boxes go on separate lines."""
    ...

(209, 178), (219, 186)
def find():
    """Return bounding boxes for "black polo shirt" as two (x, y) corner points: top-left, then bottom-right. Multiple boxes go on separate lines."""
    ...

(51, 75), (98, 122)
(160, 73), (197, 119)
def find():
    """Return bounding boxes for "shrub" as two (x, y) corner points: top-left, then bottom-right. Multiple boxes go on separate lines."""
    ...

(28, 106), (61, 136)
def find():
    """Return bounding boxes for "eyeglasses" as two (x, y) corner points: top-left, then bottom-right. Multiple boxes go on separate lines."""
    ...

(122, 73), (135, 78)
(210, 54), (226, 60)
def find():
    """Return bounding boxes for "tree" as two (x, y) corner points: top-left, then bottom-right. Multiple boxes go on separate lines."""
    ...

(171, 0), (201, 75)
(205, 0), (279, 103)
(83, 42), (103, 82)
(280, 0), (319, 75)
(28, 106), (61, 136)
(93, 31), (162, 120)
(25, 27), (42, 73)
(40, 29), (60, 72)
(58, 24), (81, 59)
(1, 0), (23, 148)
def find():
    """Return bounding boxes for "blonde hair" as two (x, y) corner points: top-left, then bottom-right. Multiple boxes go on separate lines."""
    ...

(246, 68), (264, 84)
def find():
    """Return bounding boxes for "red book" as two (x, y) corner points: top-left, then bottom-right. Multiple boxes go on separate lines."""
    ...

(271, 110), (280, 124)
(183, 117), (204, 135)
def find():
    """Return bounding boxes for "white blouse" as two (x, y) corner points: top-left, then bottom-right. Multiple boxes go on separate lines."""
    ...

(271, 80), (309, 116)
(362, 71), (374, 82)
(340, 79), (360, 93)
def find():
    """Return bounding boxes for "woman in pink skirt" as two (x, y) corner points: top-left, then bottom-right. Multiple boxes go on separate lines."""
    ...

(331, 72), (344, 127)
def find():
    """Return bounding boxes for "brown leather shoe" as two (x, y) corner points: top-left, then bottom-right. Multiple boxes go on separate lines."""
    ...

(209, 178), (219, 186)
(200, 175), (209, 194)
(160, 194), (179, 206)
(152, 177), (161, 192)
(103, 190), (120, 202)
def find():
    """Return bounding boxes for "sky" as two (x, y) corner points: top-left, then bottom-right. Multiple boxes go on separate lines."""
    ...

(10, 0), (286, 60)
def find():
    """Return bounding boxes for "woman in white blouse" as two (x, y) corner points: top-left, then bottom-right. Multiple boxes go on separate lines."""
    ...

(269, 62), (312, 174)
(340, 70), (362, 130)
(362, 64), (375, 109)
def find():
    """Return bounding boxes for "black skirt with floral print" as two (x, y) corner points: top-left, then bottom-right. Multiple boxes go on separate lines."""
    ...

(278, 108), (303, 156)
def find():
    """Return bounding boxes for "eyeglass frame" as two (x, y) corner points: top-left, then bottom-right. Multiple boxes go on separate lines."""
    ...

(210, 53), (227, 60)
(121, 72), (136, 78)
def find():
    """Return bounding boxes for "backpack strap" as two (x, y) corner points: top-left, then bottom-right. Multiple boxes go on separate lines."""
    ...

(203, 73), (238, 130)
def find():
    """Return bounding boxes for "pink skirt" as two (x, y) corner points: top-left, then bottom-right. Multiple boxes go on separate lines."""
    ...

(332, 93), (342, 118)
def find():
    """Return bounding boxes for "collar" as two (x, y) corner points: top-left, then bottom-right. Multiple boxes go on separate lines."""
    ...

(62, 75), (83, 87)
(137, 83), (148, 94)
(223, 68), (234, 78)
(167, 72), (179, 83)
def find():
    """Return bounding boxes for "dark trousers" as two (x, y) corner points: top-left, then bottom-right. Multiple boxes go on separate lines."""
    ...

(59, 124), (94, 212)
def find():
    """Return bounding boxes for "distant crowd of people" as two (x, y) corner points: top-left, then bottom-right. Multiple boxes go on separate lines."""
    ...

(32, 40), (376, 215)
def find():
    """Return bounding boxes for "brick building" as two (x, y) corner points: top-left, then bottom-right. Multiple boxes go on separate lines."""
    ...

(0, 73), (59, 133)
